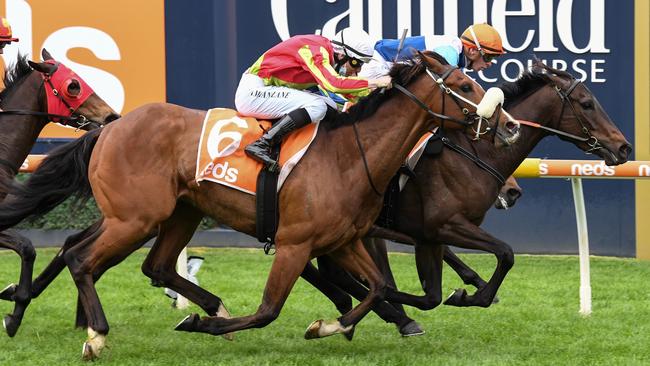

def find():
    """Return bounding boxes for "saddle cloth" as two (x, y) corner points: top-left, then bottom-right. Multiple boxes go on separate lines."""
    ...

(195, 108), (318, 194)
(399, 129), (438, 190)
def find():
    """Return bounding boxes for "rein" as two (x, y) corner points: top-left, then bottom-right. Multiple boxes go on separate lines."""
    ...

(392, 66), (474, 128)
(0, 109), (100, 130)
(357, 64), (479, 197)
(440, 135), (506, 185)
(517, 78), (601, 152)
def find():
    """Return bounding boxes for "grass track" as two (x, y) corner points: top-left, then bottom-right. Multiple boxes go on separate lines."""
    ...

(1, 248), (649, 365)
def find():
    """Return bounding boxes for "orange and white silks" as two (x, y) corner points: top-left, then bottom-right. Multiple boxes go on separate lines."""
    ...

(195, 108), (318, 194)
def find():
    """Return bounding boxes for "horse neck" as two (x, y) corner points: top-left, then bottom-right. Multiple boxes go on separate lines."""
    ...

(337, 80), (439, 198)
(0, 73), (49, 179)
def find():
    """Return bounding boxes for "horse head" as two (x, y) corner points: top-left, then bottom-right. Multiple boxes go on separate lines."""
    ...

(528, 60), (631, 165)
(417, 51), (520, 148)
(25, 48), (120, 130)
(494, 175), (522, 210)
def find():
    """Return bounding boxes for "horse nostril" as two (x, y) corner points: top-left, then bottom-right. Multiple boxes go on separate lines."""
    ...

(105, 113), (121, 123)
(619, 144), (632, 159)
(507, 188), (521, 200)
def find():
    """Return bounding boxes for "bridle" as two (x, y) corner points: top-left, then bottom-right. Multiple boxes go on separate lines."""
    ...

(354, 62), (501, 196)
(518, 78), (603, 153)
(0, 61), (104, 130)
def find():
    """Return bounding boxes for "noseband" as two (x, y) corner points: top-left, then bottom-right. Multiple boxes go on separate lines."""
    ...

(0, 62), (104, 130)
(553, 79), (602, 152)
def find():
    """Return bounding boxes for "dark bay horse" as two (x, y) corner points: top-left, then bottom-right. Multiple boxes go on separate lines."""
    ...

(0, 49), (119, 336)
(0, 52), (518, 359)
(315, 60), (631, 328)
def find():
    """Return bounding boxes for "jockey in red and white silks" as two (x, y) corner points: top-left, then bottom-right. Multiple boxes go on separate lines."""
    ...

(236, 28), (391, 172)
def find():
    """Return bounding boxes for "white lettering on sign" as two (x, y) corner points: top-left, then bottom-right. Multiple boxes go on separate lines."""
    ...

(3, 0), (126, 113)
(271, 0), (611, 83)
(42, 27), (124, 112)
(272, 0), (608, 53)
(639, 165), (650, 177)
(539, 162), (548, 175)
(571, 162), (615, 176)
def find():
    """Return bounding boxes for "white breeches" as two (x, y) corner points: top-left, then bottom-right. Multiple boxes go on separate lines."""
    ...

(234, 73), (336, 122)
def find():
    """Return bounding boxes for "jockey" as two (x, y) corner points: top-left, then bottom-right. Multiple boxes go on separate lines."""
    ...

(236, 28), (391, 172)
(360, 23), (505, 78)
(0, 17), (19, 55)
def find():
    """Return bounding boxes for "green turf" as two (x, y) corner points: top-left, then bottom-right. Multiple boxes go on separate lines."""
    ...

(0, 248), (649, 365)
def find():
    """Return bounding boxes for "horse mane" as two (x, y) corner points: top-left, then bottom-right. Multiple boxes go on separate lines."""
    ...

(500, 59), (572, 109)
(325, 51), (449, 129)
(0, 54), (34, 101)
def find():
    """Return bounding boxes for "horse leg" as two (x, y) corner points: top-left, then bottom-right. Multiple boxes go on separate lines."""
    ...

(300, 262), (357, 340)
(175, 243), (312, 336)
(442, 245), (499, 304)
(141, 202), (233, 339)
(64, 219), (152, 360)
(370, 241), (445, 311)
(437, 215), (514, 307)
(363, 237), (424, 336)
(0, 230), (35, 337)
(315, 254), (421, 336)
(301, 262), (353, 315)
(303, 239), (391, 339)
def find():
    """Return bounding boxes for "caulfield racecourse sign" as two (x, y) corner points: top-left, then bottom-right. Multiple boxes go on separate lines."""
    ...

(271, 0), (610, 83)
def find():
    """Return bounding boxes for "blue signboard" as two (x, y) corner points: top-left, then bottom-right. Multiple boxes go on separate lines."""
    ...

(164, 0), (635, 255)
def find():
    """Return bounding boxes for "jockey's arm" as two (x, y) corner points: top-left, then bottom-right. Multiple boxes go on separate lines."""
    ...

(299, 45), (384, 101)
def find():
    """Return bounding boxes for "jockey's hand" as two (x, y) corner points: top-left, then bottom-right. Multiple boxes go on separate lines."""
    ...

(369, 76), (392, 90)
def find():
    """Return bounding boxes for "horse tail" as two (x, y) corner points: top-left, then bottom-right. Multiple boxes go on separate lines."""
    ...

(0, 128), (102, 230)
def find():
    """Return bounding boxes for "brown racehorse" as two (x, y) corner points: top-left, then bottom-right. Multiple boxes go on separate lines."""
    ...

(0, 49), (118, 336)
(313, 60), (631, 328)
(0, 52), (518, 359)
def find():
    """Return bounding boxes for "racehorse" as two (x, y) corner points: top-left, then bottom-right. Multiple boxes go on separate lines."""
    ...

(0, 49), (119, 336)
(313, 60), (631, 328)
(0, 51), (518, 359)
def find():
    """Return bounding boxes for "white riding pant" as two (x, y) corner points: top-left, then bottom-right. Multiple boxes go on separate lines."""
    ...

(235, 73), (336, 122)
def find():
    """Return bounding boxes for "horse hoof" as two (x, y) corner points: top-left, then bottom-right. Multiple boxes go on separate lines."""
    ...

(0, 284), (16, 301)
(342, 325), (355, 341)
(304, 319), (323, 340)
(175, 313), (200, 332)
(399, 320), (425, 337)
(444, 288), (468, 307)
(81, 341), (97, 361)
(3, 313), (21, 337)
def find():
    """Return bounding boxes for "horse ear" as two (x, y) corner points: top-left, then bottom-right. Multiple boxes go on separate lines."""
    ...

(418, 50), (442, 70)
(29, 60), (57, 74)
(41, 48), (54, 61)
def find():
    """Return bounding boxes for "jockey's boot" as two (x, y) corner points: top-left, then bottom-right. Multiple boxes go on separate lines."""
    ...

(245, 108), (311, 173)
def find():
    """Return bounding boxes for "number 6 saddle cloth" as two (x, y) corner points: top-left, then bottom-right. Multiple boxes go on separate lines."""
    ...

(195, 108), (318, 194)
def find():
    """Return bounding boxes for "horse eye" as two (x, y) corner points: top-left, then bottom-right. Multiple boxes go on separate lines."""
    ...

(460, 84), (472, 93)
(581, 100), (594, 110)
(67, 80), (81, 96)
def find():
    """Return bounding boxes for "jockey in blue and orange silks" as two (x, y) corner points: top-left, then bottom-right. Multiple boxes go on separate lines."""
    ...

(359, 23), (506, 79)
(236, 28), (391, 172)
